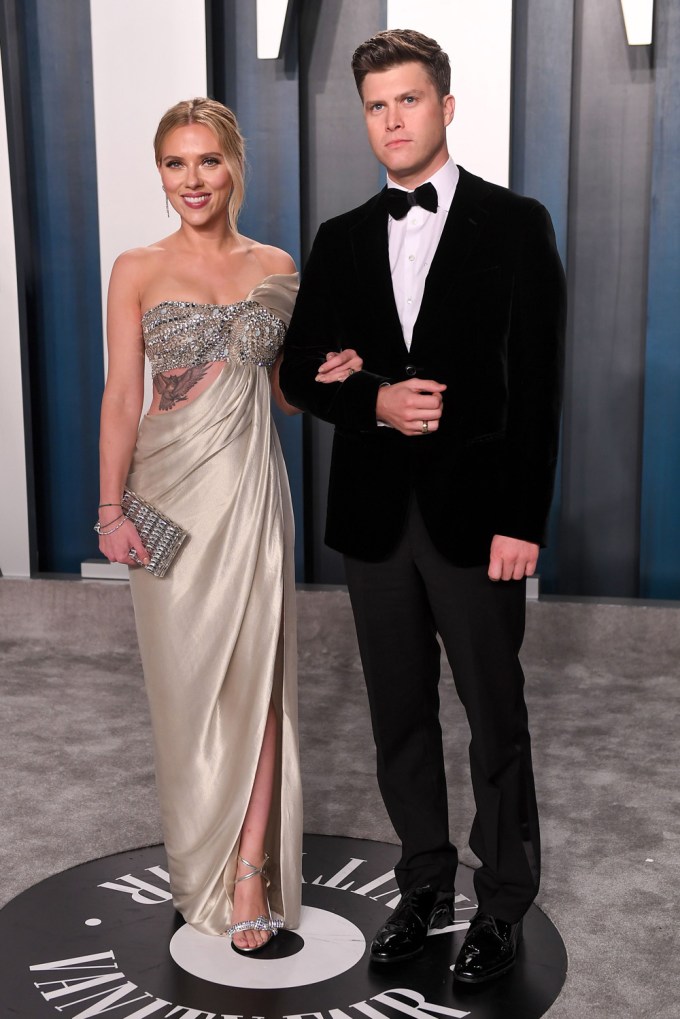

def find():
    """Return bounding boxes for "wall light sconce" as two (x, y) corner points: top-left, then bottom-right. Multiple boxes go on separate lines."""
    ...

(620, 0), (654, 45)
(256, 0), (292, 59)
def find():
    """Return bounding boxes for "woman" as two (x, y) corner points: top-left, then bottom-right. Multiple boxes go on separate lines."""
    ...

(98, 98), (360, 952)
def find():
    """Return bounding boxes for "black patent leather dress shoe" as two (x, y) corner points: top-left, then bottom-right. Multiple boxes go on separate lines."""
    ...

(370, 886), (455, 963)
(453, 912), (523, 984)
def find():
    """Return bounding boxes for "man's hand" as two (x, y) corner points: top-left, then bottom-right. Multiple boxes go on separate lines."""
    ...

(315, 349), (363, 383)
(376, 378), (447, 436)
(488, 535), (539, 581)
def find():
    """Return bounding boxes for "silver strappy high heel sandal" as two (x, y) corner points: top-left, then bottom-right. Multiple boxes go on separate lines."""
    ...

(225, 853), (284, 952)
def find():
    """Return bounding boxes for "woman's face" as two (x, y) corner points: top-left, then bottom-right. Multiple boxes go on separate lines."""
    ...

(158, 123), (233, 224)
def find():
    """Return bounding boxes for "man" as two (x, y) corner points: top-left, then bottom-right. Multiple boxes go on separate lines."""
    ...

(280, 29), (565, 984)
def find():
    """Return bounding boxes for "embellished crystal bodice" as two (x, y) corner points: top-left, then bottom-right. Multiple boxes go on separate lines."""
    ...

(142, 301), (285, 376)
(141, 273), (299, 379)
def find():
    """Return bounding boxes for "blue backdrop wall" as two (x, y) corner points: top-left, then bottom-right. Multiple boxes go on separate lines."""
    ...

(2, 0), (679, 598)
(2, 0), (103, 574)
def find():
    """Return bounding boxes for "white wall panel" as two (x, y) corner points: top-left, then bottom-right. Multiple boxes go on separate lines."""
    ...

(90, 0), (207, 386)
(0, 47), (31, 578)
(387, 0), (512, 186)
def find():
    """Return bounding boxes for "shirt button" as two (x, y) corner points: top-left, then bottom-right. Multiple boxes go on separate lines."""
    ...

(408, 254), (415, 262)
(407, 298), (413, 305)
(405, 364), (417, 377)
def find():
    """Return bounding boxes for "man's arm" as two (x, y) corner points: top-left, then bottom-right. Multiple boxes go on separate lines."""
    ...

(280, 223), (391, 431)
(491, 202), (567, 576)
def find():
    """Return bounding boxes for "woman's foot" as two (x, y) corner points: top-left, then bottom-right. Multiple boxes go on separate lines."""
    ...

(226, 854), (282, 952)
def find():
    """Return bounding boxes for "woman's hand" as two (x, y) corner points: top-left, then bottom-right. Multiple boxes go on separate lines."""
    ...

(315, 349), (363, 383)
(98, 515), (150, 568)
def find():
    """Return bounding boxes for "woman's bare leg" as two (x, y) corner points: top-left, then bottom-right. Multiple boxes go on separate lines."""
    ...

(230, 701), (277, 950)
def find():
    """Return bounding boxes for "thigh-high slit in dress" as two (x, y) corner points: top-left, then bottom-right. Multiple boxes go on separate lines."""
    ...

(126, 274), (302, 936)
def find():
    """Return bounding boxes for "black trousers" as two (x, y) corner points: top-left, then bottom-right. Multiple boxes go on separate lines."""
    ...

(343, 500), (540, 923)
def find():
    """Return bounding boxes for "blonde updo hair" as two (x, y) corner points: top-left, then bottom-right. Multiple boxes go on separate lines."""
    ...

(154, 97), (245, 229)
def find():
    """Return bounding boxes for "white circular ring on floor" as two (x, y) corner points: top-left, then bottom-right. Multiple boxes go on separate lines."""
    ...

(169, 904), (366, 988)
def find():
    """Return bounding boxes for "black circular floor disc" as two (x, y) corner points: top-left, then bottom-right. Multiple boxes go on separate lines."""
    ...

(0, 834), (566, 1018)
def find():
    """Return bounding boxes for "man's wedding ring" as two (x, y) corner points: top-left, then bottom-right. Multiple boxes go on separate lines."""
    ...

(421, 420), (429, 434)
(347, 367), (355, 375)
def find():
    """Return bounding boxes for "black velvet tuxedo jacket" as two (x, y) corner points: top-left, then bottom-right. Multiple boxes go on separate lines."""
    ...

(280, 166), (566, 567)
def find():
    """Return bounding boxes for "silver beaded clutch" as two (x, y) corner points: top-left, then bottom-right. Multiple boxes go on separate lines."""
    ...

(122, 488), (188, 578)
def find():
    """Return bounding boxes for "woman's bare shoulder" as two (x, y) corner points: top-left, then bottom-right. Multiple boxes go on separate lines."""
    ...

(113, 237), (174, 269)
(110, 237), (178, 292)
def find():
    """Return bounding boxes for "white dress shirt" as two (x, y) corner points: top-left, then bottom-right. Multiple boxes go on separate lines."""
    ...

(387, 158), (459, 351)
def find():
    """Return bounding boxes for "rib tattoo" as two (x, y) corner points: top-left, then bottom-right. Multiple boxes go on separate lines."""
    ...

(154, 364), (210, 411)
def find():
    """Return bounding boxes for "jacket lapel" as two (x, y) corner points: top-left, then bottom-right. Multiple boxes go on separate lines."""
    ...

(349, 189), (406, 350)
(411, 166), (491, 352)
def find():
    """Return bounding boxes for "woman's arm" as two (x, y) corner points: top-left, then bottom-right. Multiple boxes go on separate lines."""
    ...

(271, 354), (301, 415)
(98, 252), (149, 565)
(271, 349), (364, 415)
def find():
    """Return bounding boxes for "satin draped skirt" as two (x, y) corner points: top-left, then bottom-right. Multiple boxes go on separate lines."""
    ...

(127, 360), (302, 935)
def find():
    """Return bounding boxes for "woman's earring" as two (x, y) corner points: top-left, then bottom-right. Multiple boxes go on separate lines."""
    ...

(162, 187), (170, 218)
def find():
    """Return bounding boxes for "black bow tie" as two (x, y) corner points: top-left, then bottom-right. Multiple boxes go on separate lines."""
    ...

(386, 182), (438, 220)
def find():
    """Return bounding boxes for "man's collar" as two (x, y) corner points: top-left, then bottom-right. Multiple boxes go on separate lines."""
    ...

(386, 157), (459, 212)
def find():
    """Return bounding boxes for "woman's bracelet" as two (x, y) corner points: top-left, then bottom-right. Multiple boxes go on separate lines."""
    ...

(98, 502), (122, 508)
(94, 515), (127, 536)
(98, 512), (125, 529)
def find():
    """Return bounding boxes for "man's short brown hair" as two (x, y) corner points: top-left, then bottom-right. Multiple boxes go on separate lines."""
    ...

(351, 28), (451, 99)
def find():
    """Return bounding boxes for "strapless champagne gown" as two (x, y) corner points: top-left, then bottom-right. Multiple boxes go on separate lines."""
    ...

(127, 274), (302, 936)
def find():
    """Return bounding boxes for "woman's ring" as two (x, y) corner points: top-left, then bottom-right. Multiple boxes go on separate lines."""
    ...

(347, 367), (355, 375)
(128, 548), (137, 559)
(421, 420), (429, 434)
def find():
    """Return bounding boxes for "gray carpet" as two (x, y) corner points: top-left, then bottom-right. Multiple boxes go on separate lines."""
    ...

(1, 577), (679, 1016)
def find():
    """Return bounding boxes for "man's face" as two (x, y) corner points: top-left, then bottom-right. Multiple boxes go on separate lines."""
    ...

(361, 61), (454, 188)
